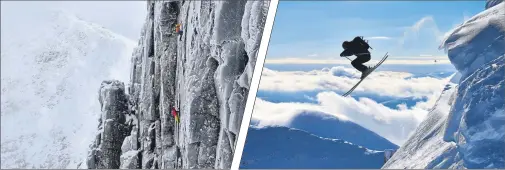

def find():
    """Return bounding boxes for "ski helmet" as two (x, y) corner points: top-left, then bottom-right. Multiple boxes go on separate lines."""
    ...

(342, 41), (351, 49)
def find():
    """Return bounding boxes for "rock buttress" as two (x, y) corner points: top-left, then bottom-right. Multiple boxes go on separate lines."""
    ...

(86, 80), (130, 169)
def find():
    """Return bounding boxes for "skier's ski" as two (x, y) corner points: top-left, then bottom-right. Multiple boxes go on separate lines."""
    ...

(342, 53), (389, 97)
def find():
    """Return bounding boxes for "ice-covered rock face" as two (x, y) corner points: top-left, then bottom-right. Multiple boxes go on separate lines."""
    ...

(440, 5), (504, 168)
(441, 6), (505, 164)
(86, 80), (130, 169)
(384, 2), (504, 169)
(85, 1), (269, 169)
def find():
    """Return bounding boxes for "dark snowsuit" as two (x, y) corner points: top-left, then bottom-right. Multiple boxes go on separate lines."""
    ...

(340, 36), (371, 72)
(178, 30), (183, 41)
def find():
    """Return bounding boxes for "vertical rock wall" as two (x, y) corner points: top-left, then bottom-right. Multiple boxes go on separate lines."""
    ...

(85, 0), (270, 169)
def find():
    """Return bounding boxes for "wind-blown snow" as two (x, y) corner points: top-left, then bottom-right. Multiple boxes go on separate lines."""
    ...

(1, 10), (136, 169)
(385, 1), (505, 168)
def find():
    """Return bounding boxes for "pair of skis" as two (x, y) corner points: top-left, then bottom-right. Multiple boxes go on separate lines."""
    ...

(342, 52), (389, 97)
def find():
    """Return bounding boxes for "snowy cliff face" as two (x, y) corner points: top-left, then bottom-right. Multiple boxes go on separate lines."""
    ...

(384, 1), (504, 169)
(1, 11), (135, 169)
(440, 2), (504, 167)
(382, 74), (460, 169)
(85, 1), (269, 169)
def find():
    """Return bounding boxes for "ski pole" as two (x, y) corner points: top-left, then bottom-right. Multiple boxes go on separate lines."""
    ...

(345, 57), (352, 61)
(360, 36), (373, 50)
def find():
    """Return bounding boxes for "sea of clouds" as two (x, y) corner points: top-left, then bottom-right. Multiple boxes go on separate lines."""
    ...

(252, 66), (453, 145)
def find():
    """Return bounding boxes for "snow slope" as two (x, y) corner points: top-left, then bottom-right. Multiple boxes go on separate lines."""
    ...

(240, 126), (385, 169)
(384, 1), (504, 168)
(0, 10), (136, 169)
(383, 74), (460, 169)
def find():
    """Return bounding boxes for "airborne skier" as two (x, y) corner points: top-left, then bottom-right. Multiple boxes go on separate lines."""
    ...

(340, 36), (373, 79)
(339, 36), (389, 97)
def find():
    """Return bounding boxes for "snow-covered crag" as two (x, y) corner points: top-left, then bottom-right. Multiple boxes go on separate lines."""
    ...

(384, 1), (504, 169)
(86, 81), (131, 169)
(85, 1), (269, 169)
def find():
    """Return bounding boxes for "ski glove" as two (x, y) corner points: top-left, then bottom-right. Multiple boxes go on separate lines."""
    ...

(340, 49), (353, 57)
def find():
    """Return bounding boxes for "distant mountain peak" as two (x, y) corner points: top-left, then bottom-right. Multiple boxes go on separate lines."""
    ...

(241, 126), (385, 169)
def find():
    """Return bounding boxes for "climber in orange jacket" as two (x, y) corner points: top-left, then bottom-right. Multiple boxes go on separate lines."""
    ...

(171, 106), (180, 124)
(175, 23), (183, 41)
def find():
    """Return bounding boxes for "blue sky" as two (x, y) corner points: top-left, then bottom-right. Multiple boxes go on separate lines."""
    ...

(267, 1), (483, 61)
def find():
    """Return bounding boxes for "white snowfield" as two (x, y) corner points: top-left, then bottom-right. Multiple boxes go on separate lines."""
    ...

(1, 11), (136, 169)
(384, 1), (504, 169)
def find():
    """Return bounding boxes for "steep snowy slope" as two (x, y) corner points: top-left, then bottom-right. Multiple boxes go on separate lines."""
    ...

(84, 1), (270, 169)
(384, 1), (504, 169)
(0, 11), (136, 169)
(383, 74), (460, 169)
(240, 126), (385, 169)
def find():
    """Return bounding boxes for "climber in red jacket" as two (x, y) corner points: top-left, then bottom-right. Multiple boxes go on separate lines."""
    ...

(171, 106), (180, 124)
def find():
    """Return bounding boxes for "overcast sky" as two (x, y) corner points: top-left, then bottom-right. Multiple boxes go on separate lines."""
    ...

(1, 1), (147, 40)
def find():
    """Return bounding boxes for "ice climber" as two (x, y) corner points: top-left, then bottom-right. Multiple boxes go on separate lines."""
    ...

(171, 106), (180, 124)
(340, 36), (373, 79)
(175, 23), (183, 41)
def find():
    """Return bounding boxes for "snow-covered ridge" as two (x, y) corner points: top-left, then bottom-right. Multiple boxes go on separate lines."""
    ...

(252, 125), (382, 151)
(3, 10), (134, 52)
(57, 11), (135, 45)
(84, 1), (270, 169)
(241, 126), (385, 169)
(385, 1), (504, 168)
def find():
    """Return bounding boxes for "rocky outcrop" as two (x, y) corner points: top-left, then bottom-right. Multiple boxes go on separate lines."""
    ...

(86, 81), (130, 169)
(85, 0), (269, 169)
